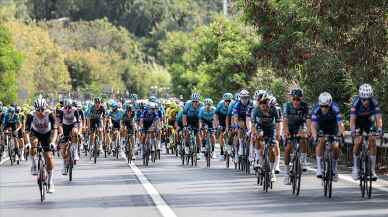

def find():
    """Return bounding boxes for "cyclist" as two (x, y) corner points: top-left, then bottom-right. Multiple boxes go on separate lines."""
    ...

(215, 93), (233, 157)
(268, 95), (282, 174)
(283, 88), (311, 184)
(175, 104), (185, 150)
(108, 102), (125, 159)
(88, 97), (106, 155)
(15, 105), (27, 161)
(311, 92), (344, 181)
(183, 93), (204, 158)
(2, 105), (23, 163)
(122, 102), (137, 160)
(251, 93), (281, 182)
(232, 90), (253, 162)
(199, 98), (216, 155)
(25, 97), (58, 193)
(58, 99), (81, 175)
(140, 102), (160, 158)
(350, 84), (383, 180)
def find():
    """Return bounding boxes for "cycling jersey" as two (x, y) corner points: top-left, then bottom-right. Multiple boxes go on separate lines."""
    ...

(351, 96), (381, 132)
(88, 105), (106, 120)
(283, 101), (310, 133)
(176, 111), (184, 128)
(109, 109), (124, 123)
(232, 100), (253, 120)
(311, 102), (342, 135)
(59, 107), (80, 126)
(2, 112), (21, 130)
(141, 109), (159, 130)
(227, 100), (237, 117)
(183, 100), (204, 128)
(122, 111), (135, 131)
(199, 106), (216, 128)
(251, 106), (280, 130)
(26, 111), (56, 135)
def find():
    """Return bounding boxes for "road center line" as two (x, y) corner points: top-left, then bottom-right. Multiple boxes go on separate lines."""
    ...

(306, 166), (388, 193)
(129, 163), (178, 217)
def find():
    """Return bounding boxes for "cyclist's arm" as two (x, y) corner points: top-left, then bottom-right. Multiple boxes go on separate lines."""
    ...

(49, 113), (58, 144)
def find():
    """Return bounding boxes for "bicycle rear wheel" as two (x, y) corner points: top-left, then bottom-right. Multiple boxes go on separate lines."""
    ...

(366, 156), (372, 198)
(327, 158), (333, 198)
(68, 148), (73, 182)
(360, 157), (366, 197)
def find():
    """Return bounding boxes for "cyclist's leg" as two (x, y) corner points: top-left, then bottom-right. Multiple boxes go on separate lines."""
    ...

(71, 125), (79, 160)
(28, 132), (39, 175)
(368, 134), (378, 178)
(315, 138), (325, 178)
(41, 132), (55, 193)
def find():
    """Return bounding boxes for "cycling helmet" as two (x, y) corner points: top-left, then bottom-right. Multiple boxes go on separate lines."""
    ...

(268, 95), (277, 106)
(239, 89), (249, 98)
(149, 96), (157, 102)
(290, 88), (304, 98)
(34, 97), (48, 110)
(359, 83), (373, 99)
(234, 92), (240, 101)
(94, 97), (101, 103)
(191, 92), (200, 101)
(318, 92), (332, 106)
(204, 98), (213, 105)
(259, 92), (271, 102)
(223, 93), (233, 101)
(130, 93), (138, 100)
(15, 106), (21, 113)
(63, 98), (72, 107)
(8, 106), (15, 113)
(254, 90), (267, 100)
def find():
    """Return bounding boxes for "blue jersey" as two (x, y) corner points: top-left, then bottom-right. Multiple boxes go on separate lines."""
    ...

(232, 100), (253, 120)
(183, 100), (204, 118)
(350, 96), (381, 118)
(311, 102), (342, 134)
(109, 109), (124, 123)
(227, 100), (236, 117)
(141, 109), (159, 125)
(2, 112), (20, 126)
(199, 106), (216, 122)
(215, 100), (229, 116)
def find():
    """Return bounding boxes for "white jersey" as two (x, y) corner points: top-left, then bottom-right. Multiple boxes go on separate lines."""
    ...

(61, 107), (78, 126)
(31, 111), (52, 134)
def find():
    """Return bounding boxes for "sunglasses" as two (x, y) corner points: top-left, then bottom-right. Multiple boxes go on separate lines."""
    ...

(293, 97), (301, 101)
(361, 98), (369, 102)
(225, 100), (231, 103)
(192, 101), (199, 103)
(37, 108), (45, 112)
(320, 105), (329, 108)
(259, 101), (268, 105)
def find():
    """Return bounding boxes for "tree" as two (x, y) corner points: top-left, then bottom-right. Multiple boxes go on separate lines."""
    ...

(0, 25), (22, 104)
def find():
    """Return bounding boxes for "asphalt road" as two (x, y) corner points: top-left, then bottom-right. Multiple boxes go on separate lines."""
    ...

(1, 148), (388, 217)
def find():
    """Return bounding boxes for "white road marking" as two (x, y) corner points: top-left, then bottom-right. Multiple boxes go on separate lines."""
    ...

(130, 163), (178, 217)
(0, 157), (10, 165)
(306, 166), (388, 193)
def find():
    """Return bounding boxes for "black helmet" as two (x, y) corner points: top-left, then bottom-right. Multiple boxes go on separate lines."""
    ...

(94, 97), (101, 103)
(290, 88), (303, 98)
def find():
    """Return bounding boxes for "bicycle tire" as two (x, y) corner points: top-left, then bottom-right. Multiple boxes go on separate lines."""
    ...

(328, 157), (333, 198)
(291, 158), (296, 195)
(360, 156), (366, 197)
(69, 146), (73, 182)
(296, 156), (302, 196)
(366, 156), (372, 198)
(94, 140), (97, 164)
(226, 152), (230, 168)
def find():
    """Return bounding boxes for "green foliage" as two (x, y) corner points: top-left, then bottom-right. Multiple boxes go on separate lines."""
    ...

(0, 25), (22, 104)
(161, 16), (260, 99)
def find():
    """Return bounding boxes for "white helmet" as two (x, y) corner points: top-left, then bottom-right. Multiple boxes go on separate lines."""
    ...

(34, 97), (48, 110)
(204, 98), (213, 105)
(63, 98), (72, 107)
(254, 90), (267, 100)
(359, 83), (373, 99)
(191, 92), (200, 101)
(318, 92), (332, 106)
(239, 89), (249, 98)
(150, 102), (158, 109)
(268, 95), (277, 106)
(222, 93), (233, 101)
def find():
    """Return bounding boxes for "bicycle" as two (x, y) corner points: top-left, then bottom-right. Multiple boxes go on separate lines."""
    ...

(89, 131), (100, 164)
(287, 134), (303, 196)
(318, 133), (340, 198)
(202, 126), (214, 168)
(257, 131), (274, 192)
(4, 130), (16, 165)
(184, 127), (198, 166)
(125, 129), (135, 164)
(36, 145), (48, 203)
(238, 129), (250, 175)
(355, 130), (382, 199)
(223, 127), (233, 169)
